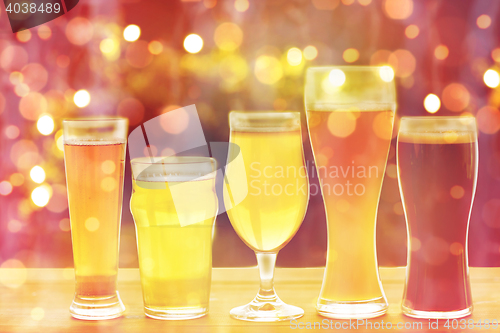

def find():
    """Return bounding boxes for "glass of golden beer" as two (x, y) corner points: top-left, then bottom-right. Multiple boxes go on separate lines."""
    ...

(63, 117), (128, 320)
(397, 116), (477, 319)
(224, 111), (309, 322)
(130, 156), (218, 320)
(305, 67), (395, 319)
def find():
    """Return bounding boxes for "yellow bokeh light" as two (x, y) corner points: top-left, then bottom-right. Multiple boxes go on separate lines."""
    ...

(287, 47), (303, 66)
(303, 45), (318, 60)
(218, 54), (249, 88)
(66, 17), (93, 46)
(14, 83), (30, 98)
(31, 307), (45, 321)
(477, 14), (491, 29)
(384, 0), (413, 20)
(85, 217), (100, 232)
(442, 83), (470, 112)
(254, 55), (283, 85)
(37, 115), (54, 135)
(101, 160), (116, 174)
(434, 45), (449, 60)
(492, 48), (500, 62)
(379, 66), (395, 82)
(388, 49), (416, 78)
(37, 25), (52, 40)
(184, 34), (204, 54)
(424, 94), (441, 114)
(9, 71), (23, 85)
(9, 173), (24, 187)
(16, 30), (32, 43)
(0, 181), (13, 196)
(385, 164), (398, 179)
(73, 89), (90, 108)
(358, 0), (372, 6)
(405, 25), (419, 39)
(30, 166), (46, 184)
(234, 0), (249, 12)
(484, 69), (500, 88)
(148, 41), (163, 55)
(328, 69), (346, 86)
(55, 130), (64, 152)
(123, 24), (141, 42)
(312, 0), (341, 10)
(450, 185), (464, 199)
(343, 48), (359, 63)
(204, 0), (217, 8)
(99, 38), (117, 54)
(101, 177), (117, 192)
(328, 111), (356, 137)
(0, 259), (27, 288)
(31, 185), (51, 207)
(214, 23), (243, 52)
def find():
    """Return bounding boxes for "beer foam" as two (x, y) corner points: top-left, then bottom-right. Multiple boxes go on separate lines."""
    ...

(64, 138), (126, 146)
(135, 173), (215, 182)
(230, 112), (301, 132)
(398, 131), (477, 144)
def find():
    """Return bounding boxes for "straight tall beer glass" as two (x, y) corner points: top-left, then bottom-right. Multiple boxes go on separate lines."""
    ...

(224, 111), (309, 322)
(397, 116), (477, 319)
(305, 67), (395, 319)
(130, 157), (218, 320)
(63, 117), (127, 320)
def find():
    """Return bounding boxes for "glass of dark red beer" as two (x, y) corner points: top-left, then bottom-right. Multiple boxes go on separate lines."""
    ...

(397, 116), (478, 319)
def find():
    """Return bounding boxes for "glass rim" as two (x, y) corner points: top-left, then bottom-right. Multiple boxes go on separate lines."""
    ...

(230, 111), (300, 118)
(63, 116), (128, 123)
(131, 156), (217, 166)
(400, 116), (476, 121)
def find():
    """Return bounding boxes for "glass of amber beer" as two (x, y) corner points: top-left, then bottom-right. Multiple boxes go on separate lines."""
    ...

(224, 112), (309, 322)
(305, 67), (395, 319)
(397, 116), (477, 319)
(63, 117), (127, 320)
(130, 156), (218, 320)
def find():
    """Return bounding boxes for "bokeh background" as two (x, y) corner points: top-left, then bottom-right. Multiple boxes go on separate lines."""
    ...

(1, 0), (500, 270)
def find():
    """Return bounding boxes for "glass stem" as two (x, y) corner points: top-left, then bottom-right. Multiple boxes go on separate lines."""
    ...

(256, 252), (278, 300)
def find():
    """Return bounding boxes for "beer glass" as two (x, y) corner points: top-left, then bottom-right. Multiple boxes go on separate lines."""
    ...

(305, 66), (395, 319)
(130, 156), (218, 320)
(63, 117), (128, 320)
(397, 116), (477, 319)
(224, 111), (309, 322)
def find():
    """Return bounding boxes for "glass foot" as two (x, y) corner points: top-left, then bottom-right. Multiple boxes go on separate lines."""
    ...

(402, 305), (473, 319)
(316, 296), (388, 319)
(70, 292), (125, 320)
(230, 293), (304, 322)
(144, 306), (207, 320)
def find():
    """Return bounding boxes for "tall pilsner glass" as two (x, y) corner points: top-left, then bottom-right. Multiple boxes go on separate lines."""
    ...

(305, 67), (395, 319)
(398, 117), (477, 319)
(63, 117), (127, 320)
(224, 111), (309, 322)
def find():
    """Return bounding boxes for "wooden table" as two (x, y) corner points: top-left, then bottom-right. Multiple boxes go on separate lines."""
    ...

(0, 267), (499, 332)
